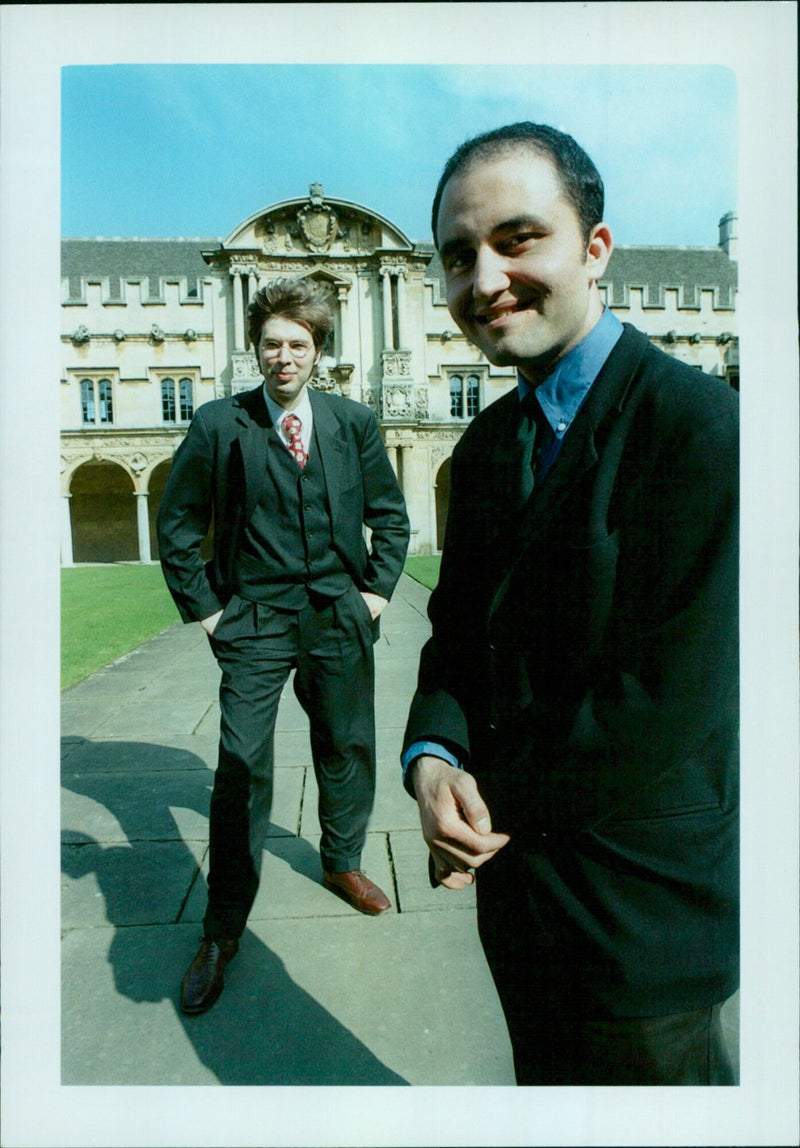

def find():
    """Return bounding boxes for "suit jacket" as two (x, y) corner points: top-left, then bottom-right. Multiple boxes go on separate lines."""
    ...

(404, 323), (739, 1015)
(157, 385), (409, 624)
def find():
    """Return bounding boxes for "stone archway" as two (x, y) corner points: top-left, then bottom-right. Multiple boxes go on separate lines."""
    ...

(147, 460), (172, 561)
(434, 456), (452, 552)
(70, 460), (138, 563)
(147, 458), (214, 563)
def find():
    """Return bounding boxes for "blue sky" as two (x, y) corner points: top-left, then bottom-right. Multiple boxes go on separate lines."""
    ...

(62, 64), (736, 247)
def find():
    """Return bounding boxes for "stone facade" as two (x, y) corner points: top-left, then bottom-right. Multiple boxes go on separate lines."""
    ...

(61, 187), (738, 564)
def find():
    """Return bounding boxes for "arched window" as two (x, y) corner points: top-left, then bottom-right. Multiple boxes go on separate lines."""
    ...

(161, 378), (176, 422)
(447, 369), (484, 420)
(80, 378), (95, 424)
(449, 374), (464, 418)
(466, 374), (481, 417)
(162, 377), (194, 422)
(179, 377), (194, 421)
(97, 379), (113, 424)
(80, 377), (113, 425)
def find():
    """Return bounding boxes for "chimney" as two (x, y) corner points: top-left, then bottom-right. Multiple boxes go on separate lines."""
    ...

(718, 211), (738, 260)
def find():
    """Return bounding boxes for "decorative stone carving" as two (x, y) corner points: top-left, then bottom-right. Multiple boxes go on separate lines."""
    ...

(663, 330), (677, 344)
(72, 325), (90, 346)
(150, 324), (165, 344)
(130, 453), (148, 473)
(414, 386), (430, 420)
(113, 329), (126, 343)
(414, 428), (463, 442)
(313, 357), (339, 394)
(381, 350), (411, 378)
(313, 373), (340, 395)
(383, 383), (414, 419)
(232, 352), (259, 379)
(688, 332), (701, 345)
(361, 387), (380, 414)
(262, 260), (308, 273)
(432, 445), (455, 468)
(332, 363), (354, 397)
(184, 328), (197, 342)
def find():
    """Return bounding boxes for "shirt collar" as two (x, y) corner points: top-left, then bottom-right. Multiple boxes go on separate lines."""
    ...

(517, 308), (623, 438)
(262, 384), (314, 435)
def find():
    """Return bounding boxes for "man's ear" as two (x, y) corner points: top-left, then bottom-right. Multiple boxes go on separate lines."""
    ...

(586, 222), (613, 281)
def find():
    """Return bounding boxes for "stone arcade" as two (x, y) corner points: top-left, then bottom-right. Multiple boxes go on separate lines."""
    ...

(61, 187), (738, 565)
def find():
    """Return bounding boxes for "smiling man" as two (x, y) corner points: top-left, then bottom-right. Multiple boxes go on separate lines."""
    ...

(403, 124), (739, 1085)
(158, 277), (409, 1015)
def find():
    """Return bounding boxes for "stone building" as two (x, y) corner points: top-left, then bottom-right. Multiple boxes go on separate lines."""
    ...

(60, 187), (738, 565)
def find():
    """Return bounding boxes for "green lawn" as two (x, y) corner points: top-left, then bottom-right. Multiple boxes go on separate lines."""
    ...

(403, 555), (441, 591)
(61, 565), (180, 689)
(61, 558), (440, 691)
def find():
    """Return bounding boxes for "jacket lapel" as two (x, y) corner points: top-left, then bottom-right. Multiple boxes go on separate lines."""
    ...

(309, 390), (346, 520)
(489, 325), (649, 624)
(233, 385), (274, 524)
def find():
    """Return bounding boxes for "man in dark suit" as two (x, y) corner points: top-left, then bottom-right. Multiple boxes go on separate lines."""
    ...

(403, 124), (738, 1084)
(158, 277), (409, 1015)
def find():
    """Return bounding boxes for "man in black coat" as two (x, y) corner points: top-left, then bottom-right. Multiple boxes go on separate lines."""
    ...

(402, 124), (738, 1084)
(158, 278), (409, 1015)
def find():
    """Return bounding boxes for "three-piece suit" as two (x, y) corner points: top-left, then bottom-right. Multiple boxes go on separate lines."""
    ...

(404, 323), (739, 1082)
(158, 384), (409, 939)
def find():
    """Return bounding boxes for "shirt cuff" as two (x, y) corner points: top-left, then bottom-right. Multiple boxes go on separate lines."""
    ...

(401, 740), (462, 785)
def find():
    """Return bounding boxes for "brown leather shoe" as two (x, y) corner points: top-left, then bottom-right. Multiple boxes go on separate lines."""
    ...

(180, 937), (239, 1015)
(323, 869), (391, 915)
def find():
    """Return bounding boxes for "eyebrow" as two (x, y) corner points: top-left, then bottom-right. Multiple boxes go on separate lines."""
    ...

(439, 214), (550, 263)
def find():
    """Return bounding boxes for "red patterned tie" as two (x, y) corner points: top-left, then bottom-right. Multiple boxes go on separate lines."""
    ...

(283, 413), (307, 468)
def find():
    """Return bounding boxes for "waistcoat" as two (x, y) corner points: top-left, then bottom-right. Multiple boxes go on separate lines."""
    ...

(232, 425), (350, 609)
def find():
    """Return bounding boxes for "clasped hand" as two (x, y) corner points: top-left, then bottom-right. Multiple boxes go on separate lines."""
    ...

(411, 755), (510, 889)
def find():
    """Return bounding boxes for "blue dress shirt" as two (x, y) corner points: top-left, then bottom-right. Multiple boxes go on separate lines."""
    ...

(402, 308), (624, 784)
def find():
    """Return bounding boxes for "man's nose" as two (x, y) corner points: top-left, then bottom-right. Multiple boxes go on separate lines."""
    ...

(276, 342), (293, 362)
(472, 247), (511, 299)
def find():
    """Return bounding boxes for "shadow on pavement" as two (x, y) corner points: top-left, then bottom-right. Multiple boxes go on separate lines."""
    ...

(61, 737), (407, 1085)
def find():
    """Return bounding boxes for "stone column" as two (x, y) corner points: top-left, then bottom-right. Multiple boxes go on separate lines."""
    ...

(231, 267), (244, 352)
(381, 268), (394, 351)
(135, 492), (152, 563)
(396, 267), (407, 349)
(429, 455), (438, 553)
(248, 267), (259, 315)
(386, 443), (398, 477)
(61, 494), (74, 567)
(395, 445), (405, 493)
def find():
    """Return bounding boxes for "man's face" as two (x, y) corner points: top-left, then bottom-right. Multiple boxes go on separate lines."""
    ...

(258, 315), (320, 409)
(436, 150), (612, 381)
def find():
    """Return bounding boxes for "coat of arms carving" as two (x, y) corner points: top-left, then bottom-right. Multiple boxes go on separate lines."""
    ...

(297, 185), (338, 252)
(297, 204), (338, 251)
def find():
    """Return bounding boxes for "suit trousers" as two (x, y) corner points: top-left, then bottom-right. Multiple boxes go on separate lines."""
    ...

(476, 846), (736, 1086)
(203, 584), (377, 940)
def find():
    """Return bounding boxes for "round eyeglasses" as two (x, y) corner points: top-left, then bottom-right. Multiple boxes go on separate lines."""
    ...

(260, 339), (315, 361)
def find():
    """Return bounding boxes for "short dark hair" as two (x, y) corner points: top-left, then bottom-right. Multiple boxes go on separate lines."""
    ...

(431, 122), (605, 248)
(247, 277), (334, 352)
